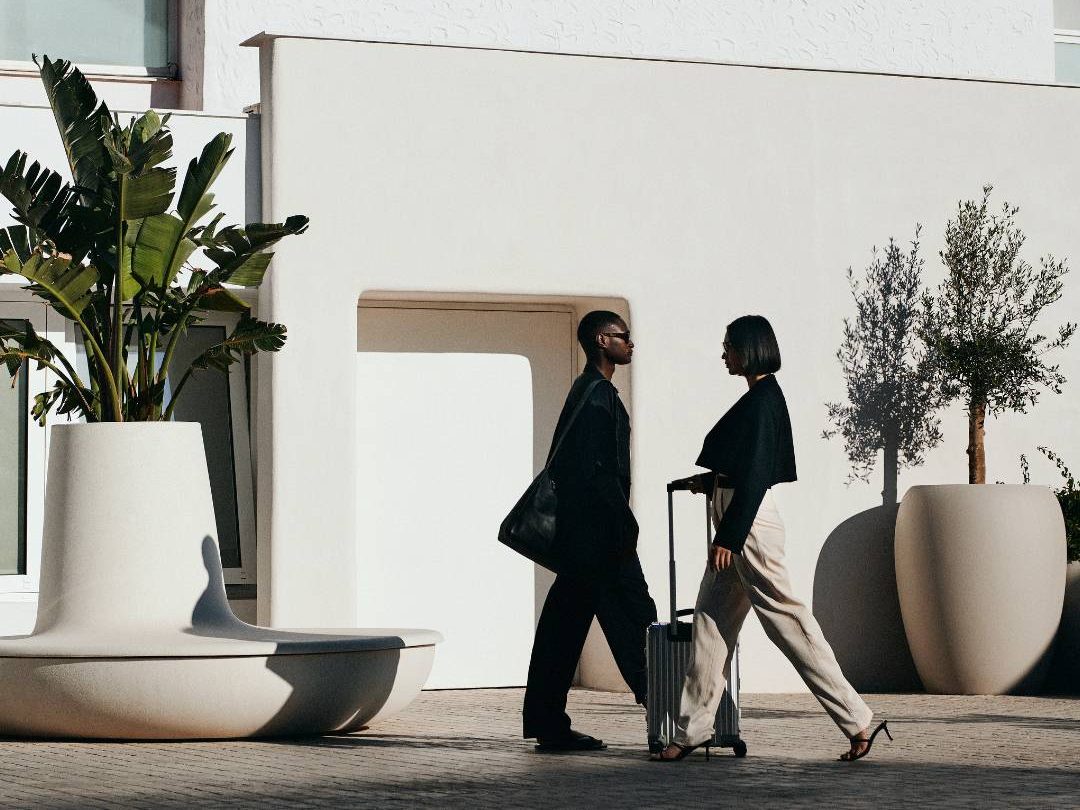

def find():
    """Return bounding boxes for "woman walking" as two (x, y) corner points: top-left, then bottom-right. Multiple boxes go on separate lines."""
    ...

(652, 315), (890, 762)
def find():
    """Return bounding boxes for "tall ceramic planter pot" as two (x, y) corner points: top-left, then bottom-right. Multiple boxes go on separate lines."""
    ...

(895, 485), (1066, 694)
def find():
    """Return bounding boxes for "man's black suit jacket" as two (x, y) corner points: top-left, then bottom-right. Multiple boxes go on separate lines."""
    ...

(548, 365), (636, 571)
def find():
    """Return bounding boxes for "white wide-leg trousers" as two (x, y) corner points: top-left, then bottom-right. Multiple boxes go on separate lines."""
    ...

(674, 487), (873, 746)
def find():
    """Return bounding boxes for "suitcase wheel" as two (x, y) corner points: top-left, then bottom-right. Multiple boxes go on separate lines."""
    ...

(733, 739), (747, 758)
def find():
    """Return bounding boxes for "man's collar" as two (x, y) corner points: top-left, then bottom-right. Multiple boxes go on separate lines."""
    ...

(582, 363), (619, 392)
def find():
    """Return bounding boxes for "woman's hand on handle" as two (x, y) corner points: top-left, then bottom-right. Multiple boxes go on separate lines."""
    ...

(687, 472), (712, 495)
(709, 543), (734, 572)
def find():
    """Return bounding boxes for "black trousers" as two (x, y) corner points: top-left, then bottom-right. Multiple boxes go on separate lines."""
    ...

(522, 552), (657, 739)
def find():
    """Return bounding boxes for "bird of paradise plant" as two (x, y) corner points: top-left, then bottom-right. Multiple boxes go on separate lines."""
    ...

(0, 55), (307, 423)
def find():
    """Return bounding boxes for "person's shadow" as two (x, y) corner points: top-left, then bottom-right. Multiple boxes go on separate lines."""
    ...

(812, 504), (923, 692)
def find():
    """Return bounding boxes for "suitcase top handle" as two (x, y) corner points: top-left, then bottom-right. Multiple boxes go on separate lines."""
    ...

(667, 472), (731, 493)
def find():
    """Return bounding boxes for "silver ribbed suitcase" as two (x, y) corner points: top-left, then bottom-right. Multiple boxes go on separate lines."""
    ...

(646, 474), (746, 757)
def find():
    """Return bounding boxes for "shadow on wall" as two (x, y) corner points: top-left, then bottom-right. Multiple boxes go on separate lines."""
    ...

(1045, 563), (1080, 696)
(813, 505), (923, 693)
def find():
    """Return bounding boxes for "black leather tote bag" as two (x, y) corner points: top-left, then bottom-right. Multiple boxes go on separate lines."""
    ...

(498, 379), (602, 572)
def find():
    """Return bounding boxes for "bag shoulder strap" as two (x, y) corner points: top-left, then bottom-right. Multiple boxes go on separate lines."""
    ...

(544, 378), (605, 469)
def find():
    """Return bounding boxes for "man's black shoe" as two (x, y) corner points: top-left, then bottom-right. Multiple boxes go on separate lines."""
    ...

(535, 729), (607, 752)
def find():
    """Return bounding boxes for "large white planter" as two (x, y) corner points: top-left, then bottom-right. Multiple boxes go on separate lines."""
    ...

(0, 423), (441, 739)
(895, 485), (1065, 695)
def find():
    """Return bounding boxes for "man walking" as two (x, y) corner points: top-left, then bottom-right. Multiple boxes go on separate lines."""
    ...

(522, 310), (657, 751)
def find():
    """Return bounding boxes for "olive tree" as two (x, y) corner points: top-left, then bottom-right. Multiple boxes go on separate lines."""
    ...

(921, 185), (1075, 484)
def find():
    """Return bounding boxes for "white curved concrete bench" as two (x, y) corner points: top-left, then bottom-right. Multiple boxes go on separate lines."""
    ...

(0, 424), (442, 739)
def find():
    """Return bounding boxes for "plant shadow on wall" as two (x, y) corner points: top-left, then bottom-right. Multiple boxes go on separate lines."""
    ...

(815, 226), (940, 692)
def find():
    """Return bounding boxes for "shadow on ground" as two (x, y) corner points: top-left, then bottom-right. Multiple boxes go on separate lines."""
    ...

(5, 687), (1079, 810)
(23, 755), (1080, 809)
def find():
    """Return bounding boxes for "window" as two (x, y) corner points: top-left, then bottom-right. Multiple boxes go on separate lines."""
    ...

(0, 301), (52, 598)
(0, 320), (29, 576)
(0, 0), (173, 73)
(168, 322), (256, 583)
(1055, 0), (1080, 83)
(1055, 41), (1080, 83)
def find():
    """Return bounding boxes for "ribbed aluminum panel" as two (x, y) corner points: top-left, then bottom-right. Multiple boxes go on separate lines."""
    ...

(646, 622), (740, 750)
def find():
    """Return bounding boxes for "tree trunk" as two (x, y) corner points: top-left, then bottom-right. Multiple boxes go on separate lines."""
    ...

(882, 432), (899, 505)
(967, 400), (987, 484)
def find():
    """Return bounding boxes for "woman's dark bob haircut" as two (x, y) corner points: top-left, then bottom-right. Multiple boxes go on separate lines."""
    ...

(726, 315), (781, 375)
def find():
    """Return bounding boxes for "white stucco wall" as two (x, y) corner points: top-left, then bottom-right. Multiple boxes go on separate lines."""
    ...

(196, 0), (1055, 113)
(254, 36), (1080, 691)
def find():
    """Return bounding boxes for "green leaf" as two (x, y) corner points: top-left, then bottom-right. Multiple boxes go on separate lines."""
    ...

(203, 214), (309, 287)
(1, 246), (99, 319)
(0, 151), (93, 258)
(37, 55), (111, 198)
(29, 379), (96, 425)
(0, 320), (32, 377)
(0, 226), (31, 263)
(0, 349), (22, 379)
(117, 217), (144, 301)
(103, 129), (134, 175)
(129, 111), (173, 171)
(131, 213), (194, 289)
(0, 322), (96, 423)
(191, 314), (286, 372)
(128, 131), (232, 295)
(0, 320), (58, 369)
(121, 166), (176, 220)
(176, 132), (233, 227)
(164, 314), (285, 418)
(0, 152), (66, 225)
(191, 211), (226, 246)
(119, 110), (176, 218)
(224, 251), (273, 287)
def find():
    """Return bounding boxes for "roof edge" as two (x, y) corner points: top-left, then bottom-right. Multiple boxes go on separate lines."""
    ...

(237, 32), (1071, 89)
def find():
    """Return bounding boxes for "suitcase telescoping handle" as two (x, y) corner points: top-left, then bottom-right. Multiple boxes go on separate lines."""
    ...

(666, 487), (678, 627)
(666, 472), (729, 627)
(666, 472), (716, 493)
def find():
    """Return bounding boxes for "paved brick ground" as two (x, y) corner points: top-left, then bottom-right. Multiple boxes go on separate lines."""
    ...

(0, 689), (1077, 809)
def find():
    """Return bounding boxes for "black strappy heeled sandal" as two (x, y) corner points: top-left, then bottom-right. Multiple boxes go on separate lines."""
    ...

(840, 719), (892, 761)
(650, 741), (711, 762)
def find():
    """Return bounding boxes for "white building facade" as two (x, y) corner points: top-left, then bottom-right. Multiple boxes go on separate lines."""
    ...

(0, 1), (1077, 694)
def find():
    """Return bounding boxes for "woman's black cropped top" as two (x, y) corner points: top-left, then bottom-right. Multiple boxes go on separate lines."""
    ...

(695, 374), (797, 553)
